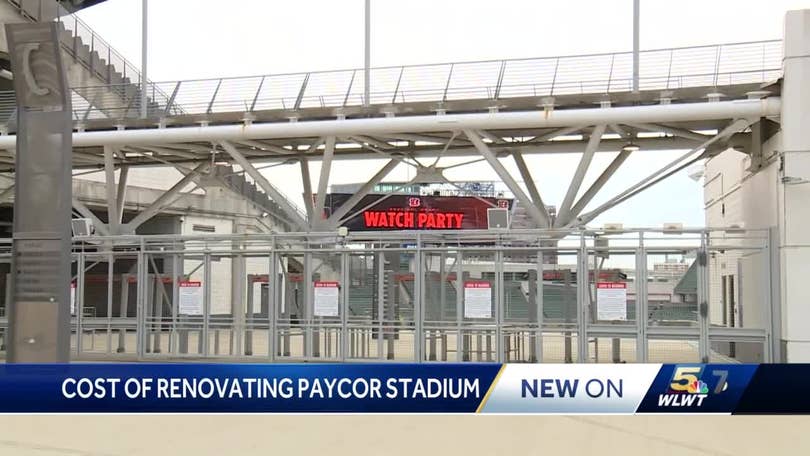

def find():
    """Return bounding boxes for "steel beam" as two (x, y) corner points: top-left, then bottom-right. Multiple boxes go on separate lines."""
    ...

(566, 149), (632, 223)
(234, 139), (293, 155)
(313, 136), (335, 228)
(512, 152), (550, 227)
(625, 122), (711, 142)
(300, 157), (314, 222)
(0, 99), (778, 149)
(350, 135), (393, 149)
(326, 159), (399, 228)
(464, 130), (548, 228)
(219, 140), (309, 231)
(116, 165), (129, 223)
(126, 162), (208, 231)
(574, 118), (754, 226)
(72, 197), (110, 235)
(103, 146), (119, 233)
(477, 130), (504, 144)
(556, 125), (605, 227)
(526, 125), (586, 143)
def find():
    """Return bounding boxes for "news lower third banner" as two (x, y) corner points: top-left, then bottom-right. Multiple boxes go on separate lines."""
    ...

(0, 363), (807, 414)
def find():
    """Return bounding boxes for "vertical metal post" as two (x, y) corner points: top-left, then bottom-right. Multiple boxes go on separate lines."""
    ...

(76, 253), (85, 356)
(536, 250), (544, 362)
(136, 241), (146, 358)
(268, 247), (277, 361)
(107, 252), (114, 354)
(364, 0), (370, 107)
(304, 252), (313, 358)
(340, 252), (349, 361)
(635, 234), (648, 362)
(632, 0), (640, 92)
(577, 233), (588, 362)
(140, 0), (148, 119)
(376, 251), (384, 359)
(697, 235), (710, 362)
(495, 250), (504, 363)
(456, 250), (463, 362)
(414, 233), (423, 362)
(170, 253), (179, 354)
(203, 251), (211, 356)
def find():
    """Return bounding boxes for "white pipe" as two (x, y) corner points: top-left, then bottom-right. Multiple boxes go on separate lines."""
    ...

(0, 98), (781, 149)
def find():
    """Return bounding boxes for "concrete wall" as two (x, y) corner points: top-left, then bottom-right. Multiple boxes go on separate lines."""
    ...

(702, 133), (779, 331)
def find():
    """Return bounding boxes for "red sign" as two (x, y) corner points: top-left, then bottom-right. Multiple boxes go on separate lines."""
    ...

(314, 281), (339, 288)
(325, 193), (512, 231)
(597, 282), (626, 289)
(363, 211), (463, 229)
(179, 281), (201, 288)
(464, 281), (491, 289)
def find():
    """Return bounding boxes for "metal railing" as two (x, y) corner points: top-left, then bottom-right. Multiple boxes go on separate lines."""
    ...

(0, 227), (777, 363)
(0, 39), (783, 126)
(2, 0), (178, 123)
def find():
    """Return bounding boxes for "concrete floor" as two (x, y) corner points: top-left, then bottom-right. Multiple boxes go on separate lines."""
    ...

(0, 415), (806, 455)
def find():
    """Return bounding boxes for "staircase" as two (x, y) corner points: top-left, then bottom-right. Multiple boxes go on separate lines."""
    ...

(2, 0), (180, 122)
(209, 164), (306, 232)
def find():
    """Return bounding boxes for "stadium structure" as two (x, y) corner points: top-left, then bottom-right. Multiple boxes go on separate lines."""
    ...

(0, 0), (806, 364)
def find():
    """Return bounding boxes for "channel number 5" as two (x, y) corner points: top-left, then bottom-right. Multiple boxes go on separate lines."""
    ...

(669, 366), (728, 394)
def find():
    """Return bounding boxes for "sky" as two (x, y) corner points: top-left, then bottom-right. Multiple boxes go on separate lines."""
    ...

(75, 0), (810, 229)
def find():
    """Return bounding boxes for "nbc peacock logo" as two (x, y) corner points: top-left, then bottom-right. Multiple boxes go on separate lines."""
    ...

(687, 379), (709, 395)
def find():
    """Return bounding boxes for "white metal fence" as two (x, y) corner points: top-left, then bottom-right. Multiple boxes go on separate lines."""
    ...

(0, 228), (776, 363)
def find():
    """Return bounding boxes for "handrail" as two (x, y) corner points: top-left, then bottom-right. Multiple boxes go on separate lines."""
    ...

(0, 38), (783, 125)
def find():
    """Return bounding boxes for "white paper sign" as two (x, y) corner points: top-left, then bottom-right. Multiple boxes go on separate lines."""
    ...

(70, 282), (76, 315)
(179, 281), (203, 315)
(464, 281), (492, 318)
(597, 282), (627, 321)
(313, 281), (339, 317)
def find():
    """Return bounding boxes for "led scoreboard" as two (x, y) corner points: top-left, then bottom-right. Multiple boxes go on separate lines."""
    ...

(324, 193), (512, 231)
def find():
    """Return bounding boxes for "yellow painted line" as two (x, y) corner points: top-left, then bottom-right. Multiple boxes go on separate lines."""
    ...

(476, 364), (506, 413)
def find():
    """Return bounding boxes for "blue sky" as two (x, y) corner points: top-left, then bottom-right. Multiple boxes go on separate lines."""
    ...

(75, 0), (810, 228)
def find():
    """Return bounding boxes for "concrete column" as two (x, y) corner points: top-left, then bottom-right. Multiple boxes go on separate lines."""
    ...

(779, 9), (810, 361)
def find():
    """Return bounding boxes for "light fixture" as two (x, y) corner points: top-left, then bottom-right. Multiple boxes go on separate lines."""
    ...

(622, 142), (641, 152)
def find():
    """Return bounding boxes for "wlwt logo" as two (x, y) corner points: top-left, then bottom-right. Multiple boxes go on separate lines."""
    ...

(658, 366), (728, 407)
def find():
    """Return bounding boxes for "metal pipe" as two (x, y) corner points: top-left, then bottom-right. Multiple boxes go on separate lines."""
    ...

(0, 99), (778, 149)
(364, 0), (370, 107)
(632, 0), (640, 92)
(140, 0), (148, 118)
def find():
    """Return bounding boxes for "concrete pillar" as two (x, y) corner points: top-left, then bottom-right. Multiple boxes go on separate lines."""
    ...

(780, 9), (810, 361)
